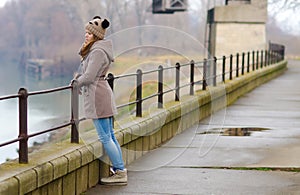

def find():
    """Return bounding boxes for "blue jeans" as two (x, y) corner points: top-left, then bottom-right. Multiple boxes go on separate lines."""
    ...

(93, 117), (125, 171)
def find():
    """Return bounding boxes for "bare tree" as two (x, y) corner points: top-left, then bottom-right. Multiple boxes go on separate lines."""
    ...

(269, 0), (300, 14)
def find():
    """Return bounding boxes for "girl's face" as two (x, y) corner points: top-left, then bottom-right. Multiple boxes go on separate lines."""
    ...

(85, 30), (94, 44)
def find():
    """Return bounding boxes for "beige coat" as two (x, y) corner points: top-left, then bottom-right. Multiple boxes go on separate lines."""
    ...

(77, 40), (117, 119)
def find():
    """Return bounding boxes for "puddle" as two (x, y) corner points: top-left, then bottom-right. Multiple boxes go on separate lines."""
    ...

(199, 127), (269, 136)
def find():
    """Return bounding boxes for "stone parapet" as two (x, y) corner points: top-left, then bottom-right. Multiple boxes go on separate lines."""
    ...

(0, 60), (287, 195)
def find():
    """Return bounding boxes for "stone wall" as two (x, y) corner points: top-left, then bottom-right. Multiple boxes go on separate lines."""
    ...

(0, 60), (287, 195)
(207, 0), (268, 57)
(213, 23), (267, 57)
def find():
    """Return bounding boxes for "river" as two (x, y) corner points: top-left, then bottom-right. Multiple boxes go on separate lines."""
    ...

(0, 62), (73, 163)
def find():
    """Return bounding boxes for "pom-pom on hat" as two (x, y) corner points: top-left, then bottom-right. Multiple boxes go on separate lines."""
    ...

(85, 16), (110, 40)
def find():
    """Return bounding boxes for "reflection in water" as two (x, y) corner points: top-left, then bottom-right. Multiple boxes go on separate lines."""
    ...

(0, 62), (74, 163)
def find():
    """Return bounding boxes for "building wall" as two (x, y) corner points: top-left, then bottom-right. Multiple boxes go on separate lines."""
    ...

(208, 0), (268, 58)
(214, 23), (267, 57)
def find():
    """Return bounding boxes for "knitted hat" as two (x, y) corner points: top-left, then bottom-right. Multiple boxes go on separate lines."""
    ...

(85, 16), (110, 40)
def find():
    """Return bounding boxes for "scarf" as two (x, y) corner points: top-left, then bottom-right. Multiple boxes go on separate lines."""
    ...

(79, 40), (97, 60)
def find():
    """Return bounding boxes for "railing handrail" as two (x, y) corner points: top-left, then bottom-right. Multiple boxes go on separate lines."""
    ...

(0, 46), (285, 164)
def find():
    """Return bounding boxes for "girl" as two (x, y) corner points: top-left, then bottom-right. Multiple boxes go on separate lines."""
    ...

(73, 16), (127, 185)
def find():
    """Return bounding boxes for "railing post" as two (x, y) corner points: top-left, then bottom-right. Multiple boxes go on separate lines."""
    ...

(18, 88), (28, 163)
(190, 60), (194, 95)
(281, 45), (285, 61)
(247, 51), (250, 73)
(136, 69), (142, 117)
(241, 52), (245, 75)
(264, 50), (268, 67)
(107, 73), (115, 127)
(158, 65), (163, 108)
(229, 55), (233, 80)
(252, 50), (255, 71)
(278, 51), (281, 62)
(203, 59), (207, 90)
(269, 49), (272, 65)
(107, 73), (114, 91)
(260, 50), (264, 68)
(256, 50), (259, 70)
(213, 57), (217, 86)
(71, 81), (79, 143)
(270, 50), (274, 64)
(222, 56), (226, 82)
(175, 62), (180, 101)
(236, 53), (239, 78)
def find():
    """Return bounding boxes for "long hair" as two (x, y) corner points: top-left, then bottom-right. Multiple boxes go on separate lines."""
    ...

(79, 34), (100, 59)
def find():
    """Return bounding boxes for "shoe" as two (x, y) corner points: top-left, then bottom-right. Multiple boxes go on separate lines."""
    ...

(101, 169), (127, 185)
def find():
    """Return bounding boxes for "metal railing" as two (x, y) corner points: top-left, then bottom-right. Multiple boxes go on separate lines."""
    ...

(0, 46), (285, 163)
(0, 84), (80, 163)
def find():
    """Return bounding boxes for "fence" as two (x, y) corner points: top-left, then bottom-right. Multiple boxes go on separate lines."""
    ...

(0, 46), (285, 164)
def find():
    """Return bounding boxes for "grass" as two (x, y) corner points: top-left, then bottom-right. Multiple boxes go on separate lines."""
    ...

(110, 54), (198, 74)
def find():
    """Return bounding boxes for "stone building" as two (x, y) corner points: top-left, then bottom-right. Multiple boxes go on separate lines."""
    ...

(207, 0), (268, 58)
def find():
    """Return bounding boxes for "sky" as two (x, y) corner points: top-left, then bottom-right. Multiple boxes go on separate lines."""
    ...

(0, 0), (9, 7)
(0, 0), (299, 35)
(0, 0), (4, 7)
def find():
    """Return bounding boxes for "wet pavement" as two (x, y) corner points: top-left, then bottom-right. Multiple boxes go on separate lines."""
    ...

(86, 60), (300, 195)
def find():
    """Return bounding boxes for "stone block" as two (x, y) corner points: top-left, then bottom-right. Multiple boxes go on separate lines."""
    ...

(156, 109), (170, 126)
(161, 124), (168, 143)
(64, 150), (81, 172)
(122, 144), (128, 166)
(89, 141), (104, 159)
(172, 119), (179, 135)
(88, 160), (99, 188)
(122, 128), (132, 145)
(48, 179), (63, 195)
(50, 156), (68, 180)
(99, 157), (110, 179)
(154, 128), (162, 147)
(163, 109), (172, 124)
(78, 145), (94, 166)
(15, 169), (37, 194)
(145, 119), (157, 136)
(114, 130), (124, 146)
(76, 165), (88, 194)
(62, 172), (75, 195)
(169, 105), (181, 121)
(181, 114), (188, 131)
(34, 162), (53, 187)
(135, 137), (143, 160)
(0, 177), (19, 195)
(149, 116), (163, 134)
(127, 141), (136, 164)
(130, 124), (142, 139)
(172, 118), (180, 136)
(148, 132), (156, 150)
(142, 135), (150, 155)
(31, 184), (48, 195)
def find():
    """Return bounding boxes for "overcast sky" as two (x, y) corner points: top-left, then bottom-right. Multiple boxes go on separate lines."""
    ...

(0, 0), (299, 35)
(0, 0), (7, 7)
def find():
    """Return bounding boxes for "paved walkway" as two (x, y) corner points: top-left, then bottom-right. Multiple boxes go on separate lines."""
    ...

(86, 60), (300, 195)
